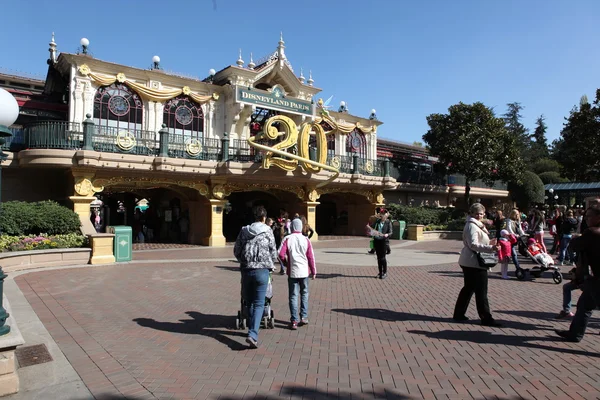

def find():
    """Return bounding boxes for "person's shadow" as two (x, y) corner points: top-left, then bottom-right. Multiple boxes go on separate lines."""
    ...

(331, 308), (552, 331)
(407, 329), (600, 358)
(133, 311), (248, 351)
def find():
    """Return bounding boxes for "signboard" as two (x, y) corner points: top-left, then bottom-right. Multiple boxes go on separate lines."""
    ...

(235, 86), (314, 117)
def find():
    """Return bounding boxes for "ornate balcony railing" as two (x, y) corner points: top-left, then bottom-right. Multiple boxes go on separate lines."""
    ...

(24, 122), (82, 150)
(93, 125), (158, 156)
(229, 139), (263, 162)
(168, 134), (221, 160)
(448, 175), (508, 190)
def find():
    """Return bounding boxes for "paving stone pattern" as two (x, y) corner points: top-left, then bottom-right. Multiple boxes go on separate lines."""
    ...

(15, 241), (600, 400)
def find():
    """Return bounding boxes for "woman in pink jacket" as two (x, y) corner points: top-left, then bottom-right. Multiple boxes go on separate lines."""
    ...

(279, 218), (317, 330)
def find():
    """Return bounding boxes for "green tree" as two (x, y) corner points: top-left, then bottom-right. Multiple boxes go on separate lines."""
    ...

(529, 115), (549, 160)
(508, 171), (545, 209)
(552, 91), (600, 181)
(503, 102), (530, 162)
(538, 171), (568, 184)
(423, 102), (524, 206)
(529, 158), (561, 175)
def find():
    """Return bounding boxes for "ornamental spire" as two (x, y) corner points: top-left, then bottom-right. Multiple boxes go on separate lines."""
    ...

(48, 32), (57, 64)
(236, 49), (244, 67)
(277, 32), (286, 60)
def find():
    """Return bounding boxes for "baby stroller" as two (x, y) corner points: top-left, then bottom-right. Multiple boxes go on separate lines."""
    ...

(515, 238), (562, 284)
(235, 272), (275, 330)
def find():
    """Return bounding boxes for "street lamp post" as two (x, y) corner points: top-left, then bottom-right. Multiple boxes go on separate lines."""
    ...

(0, 88), (19, 336)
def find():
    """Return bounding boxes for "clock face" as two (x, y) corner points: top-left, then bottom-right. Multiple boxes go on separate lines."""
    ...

(108, 95), (130, 116)
(175, 106), (193, 126)
(351, 135), (361, 149)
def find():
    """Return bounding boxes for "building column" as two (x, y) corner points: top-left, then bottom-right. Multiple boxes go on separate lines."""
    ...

(303, 201), (320, 241)
(203, 199), (227, 247)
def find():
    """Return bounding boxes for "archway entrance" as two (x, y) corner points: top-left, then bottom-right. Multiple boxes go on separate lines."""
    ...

(95, 185), (209, 245)
(223, 189), (304, 242)
(316, 192), (374, 236)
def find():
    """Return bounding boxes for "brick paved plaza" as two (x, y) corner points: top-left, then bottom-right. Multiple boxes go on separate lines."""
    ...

(11, 239), (600, 399)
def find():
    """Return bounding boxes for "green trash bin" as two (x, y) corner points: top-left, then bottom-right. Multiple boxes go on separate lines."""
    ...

(107, 226), (132, 262)
(391, 220), (406, 240)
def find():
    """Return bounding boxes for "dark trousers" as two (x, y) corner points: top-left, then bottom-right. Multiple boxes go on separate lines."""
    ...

(374, 239), (388, 276)
(568, 277), (600, 341)
(453, 266), (493, 322)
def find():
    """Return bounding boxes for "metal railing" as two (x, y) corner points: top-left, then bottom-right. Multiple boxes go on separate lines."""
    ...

(229, 139), (264, 162)
(448, 175), (507, 190)
(24, 121), (83, 150)
(93, 125), (158, 156)
(168, 134), (220, 160)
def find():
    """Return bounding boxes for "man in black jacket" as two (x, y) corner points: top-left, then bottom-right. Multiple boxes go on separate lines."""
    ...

(368, 209), (393, 279)
(368, 207), (391, 255)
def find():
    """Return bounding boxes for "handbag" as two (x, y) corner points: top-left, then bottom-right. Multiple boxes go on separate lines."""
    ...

(476, 251), (498, 268)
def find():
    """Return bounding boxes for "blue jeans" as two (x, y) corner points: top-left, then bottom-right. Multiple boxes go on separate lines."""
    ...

(242, 268), (270, 341)
(511, 245), (520, 269)
(558, 235), (573, 263)
(288, 277), (309, 323)
(562, 280), (578, 312)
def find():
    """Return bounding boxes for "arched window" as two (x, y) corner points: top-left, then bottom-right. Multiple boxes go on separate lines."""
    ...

(163, 96), (204, 137)
(346, 129), (366, 158)
(93, 83), (143, 131)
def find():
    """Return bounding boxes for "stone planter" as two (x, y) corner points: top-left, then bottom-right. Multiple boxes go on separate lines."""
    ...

(422, 231), (462, 241)
(0, 248), (91, 273)
(406, 224), (424, 241)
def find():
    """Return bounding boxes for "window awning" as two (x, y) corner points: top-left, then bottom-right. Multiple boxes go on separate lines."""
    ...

(545, 182), (600, 191)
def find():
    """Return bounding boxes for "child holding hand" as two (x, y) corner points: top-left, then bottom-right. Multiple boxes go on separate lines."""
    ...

(498, 229), (516, 279)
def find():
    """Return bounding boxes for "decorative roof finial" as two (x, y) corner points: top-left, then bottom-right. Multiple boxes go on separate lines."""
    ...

(236, 49), (244, 67)
(299, 68), (305, 84)
(277, 32), (286, 60)
(248, 52), (255, 70)
(307, 70), (314, 86)
(48, 32), (58, 65)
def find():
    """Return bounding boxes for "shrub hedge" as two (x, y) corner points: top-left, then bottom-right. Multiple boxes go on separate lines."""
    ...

(0, 201), (81, 236)
(386, 203), (467, 231)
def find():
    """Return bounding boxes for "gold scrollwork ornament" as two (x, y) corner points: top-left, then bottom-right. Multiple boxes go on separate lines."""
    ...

(185, 138), (202, 156)
(212, 184), (231, 200)
(307, 189), (320, 202)
(182, 86), (191, 95)
(365, 161), (374, 174)
(74, 178), (103, 196)
(78, 64), (90, 76)
(330, 156), (341, 169)
(116, 131), (136, 151)
(116, 73), (127, 83)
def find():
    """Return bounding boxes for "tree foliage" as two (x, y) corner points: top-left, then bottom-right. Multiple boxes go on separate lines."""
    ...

(529, 158), (561, 175)
(508, 171), (545, 209)
(538, 171), (568, 184)
(529, 115), (549, 160)
(552, 90), (600, 182)
(423, 102), (525, 205)
(503, 102), (530, 162)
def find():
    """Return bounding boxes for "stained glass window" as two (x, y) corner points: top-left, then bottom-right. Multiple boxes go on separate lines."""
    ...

(163, 96), (204, 137)
(94, 83), (143, 131)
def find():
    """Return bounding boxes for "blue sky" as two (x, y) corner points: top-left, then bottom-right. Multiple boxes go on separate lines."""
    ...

(1, 0), (599, 145)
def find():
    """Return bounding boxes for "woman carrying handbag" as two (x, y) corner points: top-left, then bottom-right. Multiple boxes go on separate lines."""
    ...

(453, 203), (502, 327)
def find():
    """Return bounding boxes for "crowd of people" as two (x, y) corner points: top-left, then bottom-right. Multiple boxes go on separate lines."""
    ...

(233, 200), (600, 349)
(455, 200), (600, 343)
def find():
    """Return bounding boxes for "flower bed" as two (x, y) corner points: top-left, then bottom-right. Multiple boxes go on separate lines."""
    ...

(0, 233), (88, 253)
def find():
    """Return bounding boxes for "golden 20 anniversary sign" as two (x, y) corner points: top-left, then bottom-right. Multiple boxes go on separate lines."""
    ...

(247, 115), (339, 188)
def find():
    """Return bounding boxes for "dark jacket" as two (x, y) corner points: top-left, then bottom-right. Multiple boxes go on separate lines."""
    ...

(372, 218), (393, 240)
(561, 217), (579, 235)
(569, 226), (600, 280)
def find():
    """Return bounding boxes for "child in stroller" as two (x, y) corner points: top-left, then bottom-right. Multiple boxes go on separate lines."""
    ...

(516, 237), (563, 283)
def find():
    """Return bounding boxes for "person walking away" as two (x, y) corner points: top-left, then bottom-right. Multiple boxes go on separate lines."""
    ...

(555, 206), (600, 342)
(558, 210), (578, 265)
(498, 229), (514, 279)
(278, 218), (317, 330)
(273, 211), (289, 275)
(233, 206), (277, 349)
(493, 210), (506, 240)
(506, 209), (524, 271)
(453, 203), (502, 327)
(366, 209), (393, 279)
(549, 207), (565, 254)
(299, 215), (314, 239)
(530, 209), (547, 253)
